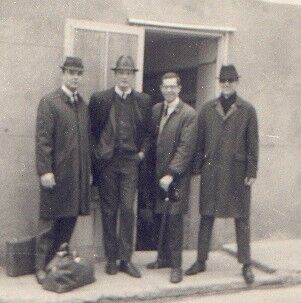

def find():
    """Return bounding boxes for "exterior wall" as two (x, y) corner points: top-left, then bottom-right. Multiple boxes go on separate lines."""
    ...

(0, 0), (300, 262)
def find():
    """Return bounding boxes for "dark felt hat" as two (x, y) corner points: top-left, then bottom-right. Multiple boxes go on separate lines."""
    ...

(111, 55), (138, 72)
(60, 56), (84, 70)
(219, 65), (239, 81)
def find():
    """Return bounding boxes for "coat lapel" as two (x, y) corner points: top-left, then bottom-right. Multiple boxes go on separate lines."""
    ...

(214, 95), (242, 121)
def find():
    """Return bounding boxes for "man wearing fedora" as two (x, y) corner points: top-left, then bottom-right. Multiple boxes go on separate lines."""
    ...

(185, 65), (259, 284)
(35, 57), (91, 284)
(89, 55), (152, 278)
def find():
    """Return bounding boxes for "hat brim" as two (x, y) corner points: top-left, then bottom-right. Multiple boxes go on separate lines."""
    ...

(60, 66), (84, 71)
(111, 67), (138, 72)
(217, 76), (240, 81)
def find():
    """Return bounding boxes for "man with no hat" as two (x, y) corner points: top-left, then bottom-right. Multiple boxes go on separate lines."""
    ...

(185, 65), (259, 284)
(89, 56), (152, 278)
(146, 72), (197, 283)
(35, 57), (91, 284)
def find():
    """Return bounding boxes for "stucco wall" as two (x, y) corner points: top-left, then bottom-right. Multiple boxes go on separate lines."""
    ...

(0, 0), (300, 262)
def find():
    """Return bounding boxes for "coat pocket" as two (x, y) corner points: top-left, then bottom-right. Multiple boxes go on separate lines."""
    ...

(232, 153), (247, 193)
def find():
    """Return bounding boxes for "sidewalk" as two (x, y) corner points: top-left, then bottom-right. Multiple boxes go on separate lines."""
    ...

(0, 239), (300, 303)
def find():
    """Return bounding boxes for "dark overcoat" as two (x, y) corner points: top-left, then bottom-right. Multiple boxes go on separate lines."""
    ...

(35, 88), (91, 219)
(152, 100), (197, 214)
(89, 87), (152, 184)
(194, 95), (259, 218)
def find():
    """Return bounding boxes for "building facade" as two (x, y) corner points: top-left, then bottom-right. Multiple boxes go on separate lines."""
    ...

(0, 0), (300, 263)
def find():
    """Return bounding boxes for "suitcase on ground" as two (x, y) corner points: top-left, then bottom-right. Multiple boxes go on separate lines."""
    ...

(6, 235), (36, 277)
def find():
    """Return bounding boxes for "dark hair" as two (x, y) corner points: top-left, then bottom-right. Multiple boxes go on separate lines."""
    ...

(161, 72), (181, 86)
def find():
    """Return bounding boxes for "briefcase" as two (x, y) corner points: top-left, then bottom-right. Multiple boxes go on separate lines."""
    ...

(6, 235), (36, 277)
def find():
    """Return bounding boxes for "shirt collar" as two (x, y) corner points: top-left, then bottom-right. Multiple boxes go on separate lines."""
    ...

(115, 85), (132, 99)
(62, 84), (78, 98)
(164, 97), (180, 112)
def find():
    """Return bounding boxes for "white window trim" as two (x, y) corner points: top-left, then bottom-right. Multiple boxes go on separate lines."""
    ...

(64, 18), (145, 91)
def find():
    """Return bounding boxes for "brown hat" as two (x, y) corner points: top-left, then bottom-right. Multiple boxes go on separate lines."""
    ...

(219, 65), (239, 81)
(111, 55), (138, 72)
(60, 56), (84, 70)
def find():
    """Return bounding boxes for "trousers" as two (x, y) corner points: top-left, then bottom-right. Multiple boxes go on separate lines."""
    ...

(35, 216), (77, 270)
(197, 215), (251, 264)
(98, 153), (138, 262)
(156, 214), (184, 268)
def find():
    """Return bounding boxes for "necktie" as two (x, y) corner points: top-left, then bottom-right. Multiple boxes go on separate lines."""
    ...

(164, 105), (169, 116)
(122, 92), (126, 100)
(72, 93), (78, 104)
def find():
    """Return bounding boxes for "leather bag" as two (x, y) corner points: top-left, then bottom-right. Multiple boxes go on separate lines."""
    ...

(42, 243), (95, 293)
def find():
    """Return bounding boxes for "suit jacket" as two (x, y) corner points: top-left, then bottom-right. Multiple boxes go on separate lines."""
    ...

(89, 87), (152, 183)
(152, 100), (197, 214)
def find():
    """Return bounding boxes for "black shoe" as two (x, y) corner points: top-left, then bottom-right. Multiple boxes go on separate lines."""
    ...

(185, 261), (206, 275)
(105, 261), (118, 275)
(170, 268), (183, 283)
(35, 270), (47, 284)
(242, 264), (255, 284)
(146, 260), (170, 269)
(120, 261), (141, 278)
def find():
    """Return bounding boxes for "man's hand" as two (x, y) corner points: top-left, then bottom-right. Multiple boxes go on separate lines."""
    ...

(137, 151), (145, 161)
(159, 175), (174, 192)
(40, 173), (56, 188)
(244, 177), (256, 186)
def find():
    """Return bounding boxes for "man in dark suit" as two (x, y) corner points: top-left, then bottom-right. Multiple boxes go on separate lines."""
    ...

(185, 65), (259, 284)
(146, 72), (197, 283)
(89, 56), (152, 278)
(35, 57), (91, 284)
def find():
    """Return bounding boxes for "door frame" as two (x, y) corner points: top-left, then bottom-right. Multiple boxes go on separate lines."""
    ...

(128, 18), (236, 96)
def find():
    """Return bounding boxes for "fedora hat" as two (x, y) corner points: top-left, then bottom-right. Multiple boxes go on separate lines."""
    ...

(111, 55), (138, 72)
(219, 65), (239, 81)
(60, 56), (84, 70)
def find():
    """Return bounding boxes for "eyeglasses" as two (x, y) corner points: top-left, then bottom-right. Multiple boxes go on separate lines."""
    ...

(220, 78), (237, 83)
(66, 69), (84, 76)
(161, 85), (179, 90)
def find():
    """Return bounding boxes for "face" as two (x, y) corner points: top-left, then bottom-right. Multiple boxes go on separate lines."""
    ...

(62, 68), (83, 91)
(219, 79), (238, 96)
(160, 77), (181, 103)
(115, 70), (135, 91)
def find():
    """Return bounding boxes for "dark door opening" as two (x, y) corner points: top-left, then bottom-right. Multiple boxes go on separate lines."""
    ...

(136, 30), (218, 251)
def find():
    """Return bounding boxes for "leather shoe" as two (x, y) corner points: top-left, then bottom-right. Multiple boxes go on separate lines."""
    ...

(146, 260), (170, 269)
(242, 264), (255, 284)
(35, 269), (47, 284)
(105, 261), (118, 275)
(170, 268), (183, 283)
(120, 261), (141, 278)
(185, 261), (206, 275)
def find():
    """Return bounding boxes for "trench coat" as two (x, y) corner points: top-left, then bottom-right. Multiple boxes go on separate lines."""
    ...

(194, 95), (259, 218)
(152, 100), (197, 214)
(35, 88), (91, 219)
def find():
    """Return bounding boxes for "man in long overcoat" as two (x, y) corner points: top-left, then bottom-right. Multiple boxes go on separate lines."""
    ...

(35, 57), (91, 284)
(89, 56), (152, 278)
(146, 72), (197, 283)
(185, 65), (259, 284)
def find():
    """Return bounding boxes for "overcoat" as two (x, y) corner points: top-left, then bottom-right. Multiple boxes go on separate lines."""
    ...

(35, 88), (91, 219)
(152, 100), (197, 214)
(194, 95), (259, 218)
(89, 87), (152, 184)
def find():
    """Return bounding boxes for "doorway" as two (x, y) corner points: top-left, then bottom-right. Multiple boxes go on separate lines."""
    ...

(136, 29), (218, 250)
